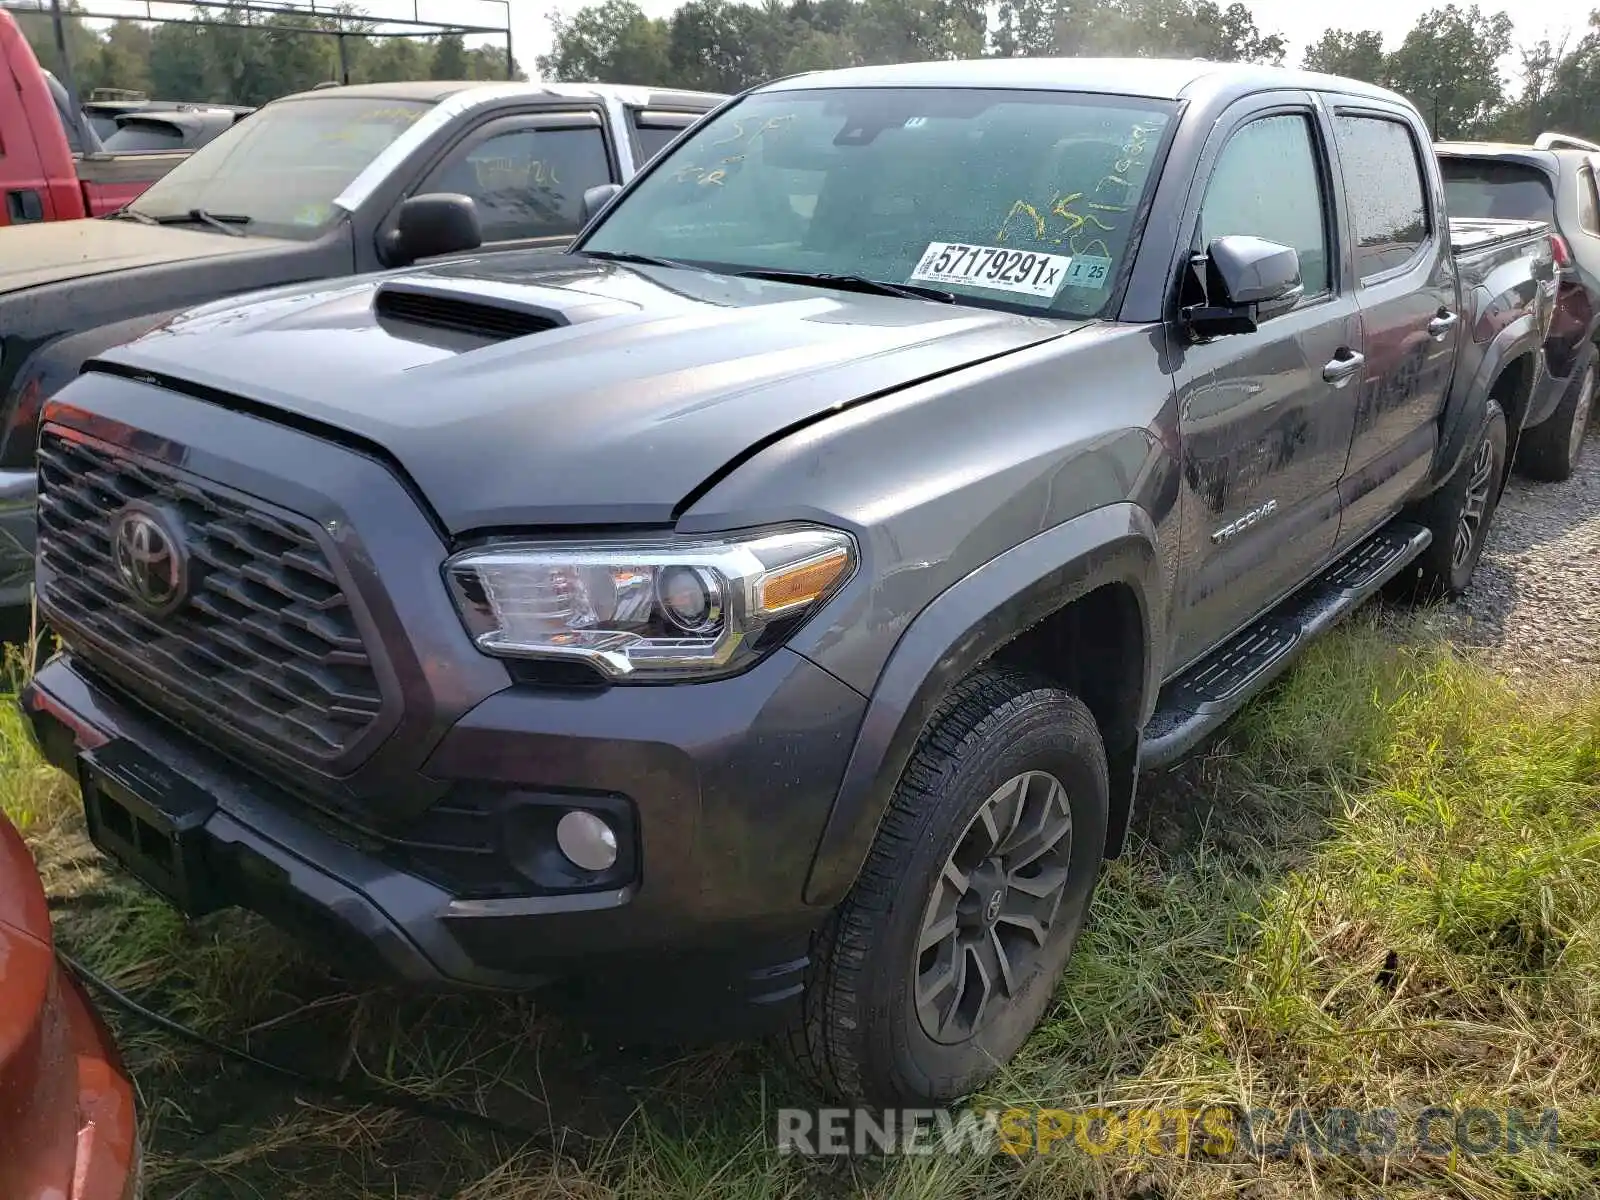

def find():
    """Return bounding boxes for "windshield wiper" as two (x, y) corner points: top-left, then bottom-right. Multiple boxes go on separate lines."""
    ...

(581, 249), (699, 270)
(581, 253), (958, 304)
(731, 268), (956, 304)
(106, 208), (158, 225)
(148, 208), (252, 237)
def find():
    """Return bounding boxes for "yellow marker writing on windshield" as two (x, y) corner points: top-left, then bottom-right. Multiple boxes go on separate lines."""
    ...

(674, 114), (794, 187)
(471, 158), (561, 189)
(995, 200), (1046, 243)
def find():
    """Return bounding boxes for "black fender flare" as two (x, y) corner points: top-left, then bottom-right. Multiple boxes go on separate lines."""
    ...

(5, 310), (189, 420)
(1433, 313), (1542, 490)
(1530, 339), (1597, 430)
(801, 502), (1163, 908)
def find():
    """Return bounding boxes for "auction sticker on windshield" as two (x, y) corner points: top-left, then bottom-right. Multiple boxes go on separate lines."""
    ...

(909, 242), (1073, 299)
(1063, 255), (1114, 290)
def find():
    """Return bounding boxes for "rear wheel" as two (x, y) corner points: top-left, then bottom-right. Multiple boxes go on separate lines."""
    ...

(1393, 399), (1506, 602)
(1517, 357), (1595, 482)
(789, 667), (1108, 1104)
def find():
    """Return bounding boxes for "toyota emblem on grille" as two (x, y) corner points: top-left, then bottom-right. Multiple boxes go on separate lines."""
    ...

(110, 504), (189, 616)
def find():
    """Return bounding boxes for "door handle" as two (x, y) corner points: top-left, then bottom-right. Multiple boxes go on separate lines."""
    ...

(1428, 310), (1459, 340)
(1322, 349), (1365, 387)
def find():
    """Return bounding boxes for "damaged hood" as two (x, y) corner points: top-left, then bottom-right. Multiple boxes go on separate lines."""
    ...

(94, 251), (1088, 530)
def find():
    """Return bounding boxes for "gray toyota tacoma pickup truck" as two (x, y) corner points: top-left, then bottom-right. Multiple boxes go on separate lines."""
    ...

(22, 58), (1555, 1106)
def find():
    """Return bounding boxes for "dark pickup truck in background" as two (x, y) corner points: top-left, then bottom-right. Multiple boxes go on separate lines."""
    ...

(23, 58), (1554, 1107)
(0, 77), (725, 610)
(1438, 131), (1600, 479)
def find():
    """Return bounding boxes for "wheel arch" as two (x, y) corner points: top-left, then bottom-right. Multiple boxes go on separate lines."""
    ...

(801, 503), (1163, 909)
(1487, 350), (1539, 484)
(2, 311), (190, 451)
(1436, 315), (1542, 493)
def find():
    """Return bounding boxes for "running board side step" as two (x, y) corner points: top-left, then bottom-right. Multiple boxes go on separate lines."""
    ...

(1140, 522), (1432, 770)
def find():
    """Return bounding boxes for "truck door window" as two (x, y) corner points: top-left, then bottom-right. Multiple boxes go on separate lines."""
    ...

(631, 111), (700, 163)
(1198, 113), (1330, 298)
(42, 71), (87, 154)
(1333, 114), (1430, 281)
(427, 125), (612, 243)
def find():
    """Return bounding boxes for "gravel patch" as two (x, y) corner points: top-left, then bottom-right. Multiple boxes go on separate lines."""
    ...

(1423, 421), (1600, 678)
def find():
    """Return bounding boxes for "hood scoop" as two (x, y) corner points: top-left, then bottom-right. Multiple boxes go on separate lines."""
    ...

(374, 281), (568, 344)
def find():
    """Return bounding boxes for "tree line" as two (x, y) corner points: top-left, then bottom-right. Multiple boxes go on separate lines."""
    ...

(19, 0), (1600, 142)
(537, 0), (1600, 142)
(17, 3), (521, 109)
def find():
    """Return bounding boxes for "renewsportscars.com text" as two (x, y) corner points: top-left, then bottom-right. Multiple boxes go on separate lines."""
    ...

(774, 1106), (1560, 1159)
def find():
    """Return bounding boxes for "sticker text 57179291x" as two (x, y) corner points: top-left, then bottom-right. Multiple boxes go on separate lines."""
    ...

(908, 242), (1074, 299)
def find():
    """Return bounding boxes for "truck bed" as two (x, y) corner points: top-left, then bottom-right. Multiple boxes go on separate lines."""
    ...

(1446, 214), (1556, 429)
(1449, 216), (1549, 254)
(74, 149), (190, 217)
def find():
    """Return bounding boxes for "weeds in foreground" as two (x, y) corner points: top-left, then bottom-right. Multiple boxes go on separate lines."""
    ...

(5, 613), (1598, 1198)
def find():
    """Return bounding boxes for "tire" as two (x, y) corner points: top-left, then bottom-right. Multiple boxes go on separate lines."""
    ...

(1517, 356), (1596, 482)
(1393, 398), (1507, 602)
(789, 667), (1108, 1105)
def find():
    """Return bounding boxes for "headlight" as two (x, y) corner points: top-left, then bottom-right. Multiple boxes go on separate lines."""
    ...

(445, 525), (856, 680)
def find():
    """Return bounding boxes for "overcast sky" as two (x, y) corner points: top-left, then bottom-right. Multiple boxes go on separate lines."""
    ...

(58, 0), (1600, 78)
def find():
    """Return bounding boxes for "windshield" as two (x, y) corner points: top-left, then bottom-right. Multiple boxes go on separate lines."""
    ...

(580, 87), (1175, 317)
(130, 96), (432, 239)
(1441, 159), (1556, 224)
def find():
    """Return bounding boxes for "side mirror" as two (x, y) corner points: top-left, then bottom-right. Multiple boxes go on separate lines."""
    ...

(387, 193), (483, 268)
(1182, 235), (1304, 339)
(582, 183), (623, 224)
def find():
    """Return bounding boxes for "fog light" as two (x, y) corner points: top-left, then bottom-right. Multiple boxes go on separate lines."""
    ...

(555, 810), (619, 872)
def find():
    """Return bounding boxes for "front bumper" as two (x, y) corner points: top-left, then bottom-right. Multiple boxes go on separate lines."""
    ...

(23, 646), (863, 1020)
(27, 374), (871, 1033)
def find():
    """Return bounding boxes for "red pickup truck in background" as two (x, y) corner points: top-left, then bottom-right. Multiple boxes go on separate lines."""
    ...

(1, 8), (200, 225)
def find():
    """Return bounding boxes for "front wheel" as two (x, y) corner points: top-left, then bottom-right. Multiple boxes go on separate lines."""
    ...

(789, 668), (1108, 1105)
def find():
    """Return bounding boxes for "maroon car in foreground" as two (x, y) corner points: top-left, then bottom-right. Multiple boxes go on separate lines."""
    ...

(0, 811), (139, 1199)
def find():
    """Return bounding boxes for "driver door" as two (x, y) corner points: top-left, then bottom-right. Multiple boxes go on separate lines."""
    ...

(1169, 101), (1364, 670)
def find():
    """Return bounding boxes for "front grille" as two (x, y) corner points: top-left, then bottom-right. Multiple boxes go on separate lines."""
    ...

(37, 429), (386, 766)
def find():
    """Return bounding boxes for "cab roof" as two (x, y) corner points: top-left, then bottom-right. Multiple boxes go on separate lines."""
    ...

(275, 80), (728, 106)
(762, 57), (1408, 107)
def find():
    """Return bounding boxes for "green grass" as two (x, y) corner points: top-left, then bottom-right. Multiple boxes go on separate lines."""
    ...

(6, 611), (1599, 1198)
